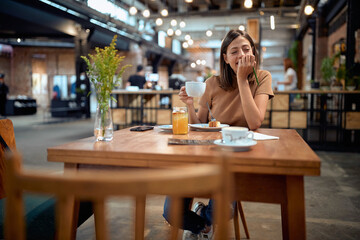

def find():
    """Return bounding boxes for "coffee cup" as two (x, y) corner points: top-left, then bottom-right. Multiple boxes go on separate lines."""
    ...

(221, 127), (254, 144)
(185, 82), (206, 97)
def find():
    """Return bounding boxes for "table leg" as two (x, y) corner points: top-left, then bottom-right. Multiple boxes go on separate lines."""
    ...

(64, 163), (80, 240)
(281, 176), (306, 240)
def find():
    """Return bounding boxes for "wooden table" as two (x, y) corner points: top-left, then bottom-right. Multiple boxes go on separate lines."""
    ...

(48, 128), (320, 240)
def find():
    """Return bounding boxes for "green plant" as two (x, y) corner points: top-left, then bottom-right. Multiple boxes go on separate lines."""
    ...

(288, 40), (299, 71)
(320, 57), (335, 84)
(81, 35), (131, 136)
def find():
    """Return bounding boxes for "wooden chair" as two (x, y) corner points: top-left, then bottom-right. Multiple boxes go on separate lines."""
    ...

(0, 119), (93, 240)
(4, 151), (232, 240)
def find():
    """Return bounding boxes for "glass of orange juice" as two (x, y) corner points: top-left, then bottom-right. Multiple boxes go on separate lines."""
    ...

(172, 107), (188, 135)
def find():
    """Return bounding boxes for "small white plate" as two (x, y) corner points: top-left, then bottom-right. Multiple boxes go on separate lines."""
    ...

(189, 123), (229, 132)
(213, 139), (257, 152)
(157, 125), (173, 131)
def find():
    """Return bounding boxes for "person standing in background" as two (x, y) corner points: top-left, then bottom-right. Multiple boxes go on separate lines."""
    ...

(126, 65), (148, 89)
(277, 58), (298, 90)
(0, 74), (9, 117)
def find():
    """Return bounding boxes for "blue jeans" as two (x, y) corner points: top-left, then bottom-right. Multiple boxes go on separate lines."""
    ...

(163, 197), (235, 234)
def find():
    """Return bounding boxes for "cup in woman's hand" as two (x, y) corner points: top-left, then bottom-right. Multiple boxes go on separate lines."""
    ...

(221, 127), (254, 144)
(185, 82), (206, 97)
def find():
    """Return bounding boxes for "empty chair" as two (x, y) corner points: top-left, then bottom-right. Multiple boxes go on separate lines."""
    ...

(0, 119), (92, 240)
(5, 151), (232, 240)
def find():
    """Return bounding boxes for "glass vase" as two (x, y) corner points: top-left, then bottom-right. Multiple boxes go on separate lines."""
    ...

(94, 103), (113, 141)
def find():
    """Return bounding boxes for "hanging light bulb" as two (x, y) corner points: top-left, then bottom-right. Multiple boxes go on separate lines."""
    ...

(185, 34), (191, 41)
(156, 18), (163, 26)
(167, 28), (174, 36)
(188, 39), (194, 45)
(175, 29), (182, 36)
(206, 30), (213, 37)
(270, 15), (275, 30)
(238, 25), (245, 31)
(201, 60), (206, 65)
(182, 42), (189, 48)
(161, 8), (168, 17)
(304, 5), (314, 15)
(179, 21), (186, 28)
(244, 0), (253, 9)
(143, 9), (150, 18)
(196, 59), (201, 65)
(190, 62), (196, 68)
(129, 6), (137, 15)
(170, 19), (177, 27)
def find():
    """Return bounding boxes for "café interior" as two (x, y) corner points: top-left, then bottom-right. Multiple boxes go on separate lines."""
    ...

(0, 0), (359, 239)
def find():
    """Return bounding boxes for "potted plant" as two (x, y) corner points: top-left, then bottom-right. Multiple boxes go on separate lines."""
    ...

(320, 56), (335, 90)
(81, 35), (131, 141)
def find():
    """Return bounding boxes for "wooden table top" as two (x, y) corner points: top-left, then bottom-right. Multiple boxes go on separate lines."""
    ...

(48, 128), (320, 176)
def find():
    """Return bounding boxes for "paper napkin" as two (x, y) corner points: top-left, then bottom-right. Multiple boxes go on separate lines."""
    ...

(253, 132), (279, 140)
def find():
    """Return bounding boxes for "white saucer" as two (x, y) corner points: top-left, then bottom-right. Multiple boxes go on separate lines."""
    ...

(157, 125), (172, 131)
(189, 123), (229, 132)
(213, 139), (257, 152)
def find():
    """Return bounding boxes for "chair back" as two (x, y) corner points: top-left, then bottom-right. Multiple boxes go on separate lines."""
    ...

(0, 119), (16, 199)
(5, 152), (232, 240)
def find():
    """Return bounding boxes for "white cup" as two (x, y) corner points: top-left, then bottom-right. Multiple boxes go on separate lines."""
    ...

(185, 82), (206, 97)
(221, 127), (254, 144)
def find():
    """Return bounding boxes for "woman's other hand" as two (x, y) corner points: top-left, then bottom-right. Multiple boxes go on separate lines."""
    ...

(179, 86), (194, 105)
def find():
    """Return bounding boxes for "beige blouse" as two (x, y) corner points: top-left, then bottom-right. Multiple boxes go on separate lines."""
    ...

(198, 70), (274, 128)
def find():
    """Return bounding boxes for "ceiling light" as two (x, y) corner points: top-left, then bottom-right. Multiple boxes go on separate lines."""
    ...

(270, 15), (275, 30)
(175, 29), (182, 36)
(179, 21), (186, 28)
(183, 42), (189, 48)
(201, 60), (206, 65)
(238, 25), (245, 31)
(17, 38), (21, 43)
(206, 30), (213, 37)
(161, 8), (168, 17)
(244, 0), (253, 9)
(191, 62), (196, 68)
(196, 59), (201, 65)
(171, 19), (177, 27)
(156, 18), (163, 26)
(129, 6), (137, 15)
(185, 34), (191, 41)
(167, 28), (174, 36)
(188, 39), (194, 45)
(304, 5), (314, 15)
(185, 0), (193, 3)
(143, 9), (150, 18)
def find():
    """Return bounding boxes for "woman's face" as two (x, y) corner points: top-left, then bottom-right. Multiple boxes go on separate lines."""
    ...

(223, 36), (253, 73)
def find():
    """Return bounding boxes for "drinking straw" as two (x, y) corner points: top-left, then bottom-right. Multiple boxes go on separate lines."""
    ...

(253, 67), (259, 86)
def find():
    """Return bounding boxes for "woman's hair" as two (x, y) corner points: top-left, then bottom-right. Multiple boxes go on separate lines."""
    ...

(219, 29), (259, 91)
(283, 58), (294, 71)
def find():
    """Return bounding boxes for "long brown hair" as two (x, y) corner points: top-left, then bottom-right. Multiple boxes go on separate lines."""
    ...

(283, 58), (294, 71)
(219, 29), (259, 91)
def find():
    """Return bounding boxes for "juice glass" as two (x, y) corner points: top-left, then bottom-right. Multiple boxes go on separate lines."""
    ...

(172, 107), (188, 135)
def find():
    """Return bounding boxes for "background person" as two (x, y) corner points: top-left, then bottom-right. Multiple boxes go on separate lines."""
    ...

(277, 58), (298, 90)
(164, 29), (274, 240)
(0, 74), (9, 117)
(126, 65), (148, 89)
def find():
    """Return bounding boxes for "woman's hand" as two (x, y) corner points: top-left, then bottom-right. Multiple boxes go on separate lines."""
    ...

(237, 54), (256, 83)
(179, 86), (194, 105)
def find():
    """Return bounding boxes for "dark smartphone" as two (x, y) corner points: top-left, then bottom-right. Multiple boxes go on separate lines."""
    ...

(130, 126), (154, 132)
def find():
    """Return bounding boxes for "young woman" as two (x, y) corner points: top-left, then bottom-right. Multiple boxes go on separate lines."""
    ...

(163, 29), (274, 240)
